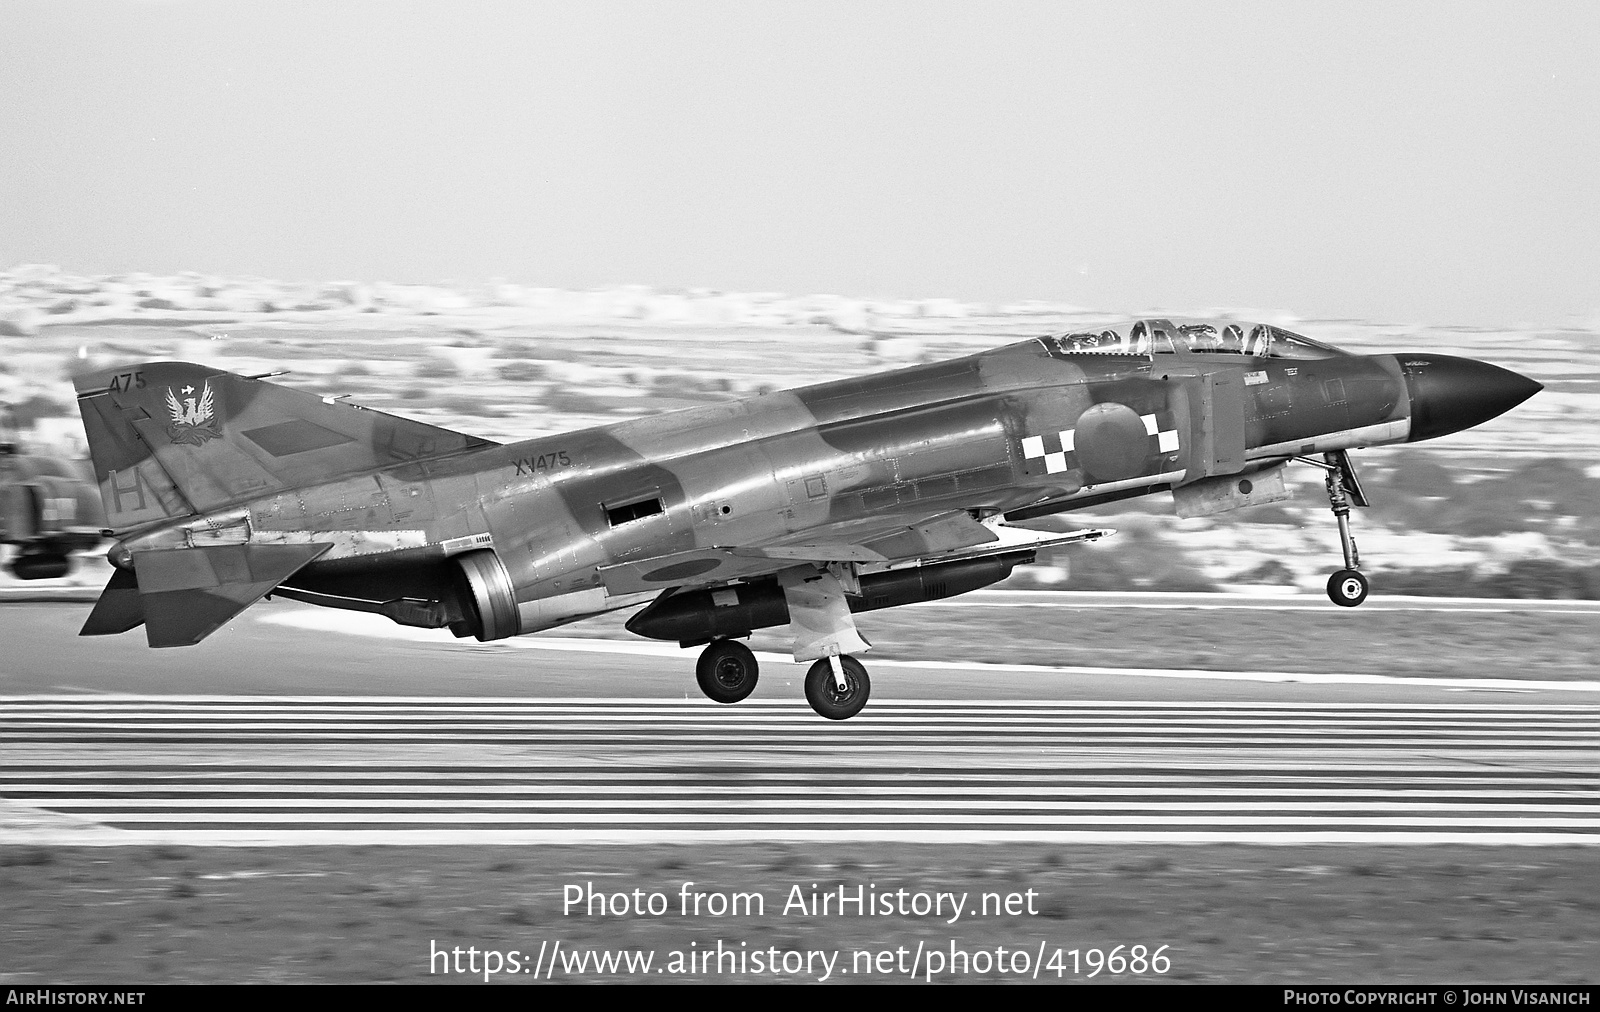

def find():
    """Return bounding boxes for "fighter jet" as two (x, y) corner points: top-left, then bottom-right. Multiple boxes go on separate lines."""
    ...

(71, 319), (1540, 719)
(1, 418), (105, 579)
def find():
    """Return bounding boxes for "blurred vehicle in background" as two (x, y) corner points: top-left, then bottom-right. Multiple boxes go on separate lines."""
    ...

(0, 411), (105, 579)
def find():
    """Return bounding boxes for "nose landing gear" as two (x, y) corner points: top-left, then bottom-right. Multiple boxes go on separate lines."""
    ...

(1299, 450), (1371, 607)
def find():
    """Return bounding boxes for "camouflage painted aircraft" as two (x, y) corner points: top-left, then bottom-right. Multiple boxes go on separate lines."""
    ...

(71, 319), (1540, 718)
(1, 418), (105, 579)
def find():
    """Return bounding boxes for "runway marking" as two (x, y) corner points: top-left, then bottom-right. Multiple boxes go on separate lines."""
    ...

(10, 694), (1597, 710)
(2, 697), (1595, 846)
(927, 591), (1600, 614)
(254, 611), (1600, 693)
(0, 829), (1587, 846)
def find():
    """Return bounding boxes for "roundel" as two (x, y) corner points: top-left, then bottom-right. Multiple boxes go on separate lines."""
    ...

(1073, 402), (1149, 482)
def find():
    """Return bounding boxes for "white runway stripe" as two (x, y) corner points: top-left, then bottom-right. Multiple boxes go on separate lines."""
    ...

(3, 786), (1591, 799)
(1, 697), (1595, 846)
(8, 694), (1600, 708)
(30, 831), (1575, 846)
(49, 814), (1600, 829)
(22, 800), (1600, 815)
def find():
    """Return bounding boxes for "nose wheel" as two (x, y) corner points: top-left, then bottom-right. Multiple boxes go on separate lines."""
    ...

(1327, 569), (1369, 607)
(695, 639), (759, 703)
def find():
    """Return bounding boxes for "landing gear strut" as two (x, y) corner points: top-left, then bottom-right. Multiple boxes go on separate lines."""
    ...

(804, 655), (871, 720)
(1301, 450), (1370, 607)
(695, 639), (759, 703)
(781, 564), (874, 720)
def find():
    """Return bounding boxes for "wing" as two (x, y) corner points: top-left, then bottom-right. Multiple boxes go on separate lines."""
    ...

(595, 508), (1111, 597)
(164, 387), (182, 424)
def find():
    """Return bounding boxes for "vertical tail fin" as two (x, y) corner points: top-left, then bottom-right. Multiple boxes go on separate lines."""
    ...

(75, 372), (196, 529)
(74, 362), (495, 529)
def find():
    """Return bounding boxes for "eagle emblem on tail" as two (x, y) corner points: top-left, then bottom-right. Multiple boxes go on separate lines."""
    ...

(165, 381), (221, 445)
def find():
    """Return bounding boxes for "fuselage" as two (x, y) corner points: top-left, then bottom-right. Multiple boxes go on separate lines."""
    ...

(101, 318), (1539, 636)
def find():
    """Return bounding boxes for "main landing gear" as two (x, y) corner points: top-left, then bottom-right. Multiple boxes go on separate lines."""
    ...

(689, 564), (877, 720)
(695, 639), (759, 703)
(1299, 449), (1371, 608)
(804, 655), (871, 721)
(693, 640), (873, 719)
(783, 564), (873, 719)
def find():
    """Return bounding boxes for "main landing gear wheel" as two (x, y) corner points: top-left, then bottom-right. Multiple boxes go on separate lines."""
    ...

(696, 640), (759, 704)
(804, 656), (870, 720)
(1327, 569), (1369, 608)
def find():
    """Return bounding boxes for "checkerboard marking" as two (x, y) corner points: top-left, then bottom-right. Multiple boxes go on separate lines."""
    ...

(1021, 413), (1181, 476)
(1142, 413), (1181, 453)
(1021, 430), (1075, 474)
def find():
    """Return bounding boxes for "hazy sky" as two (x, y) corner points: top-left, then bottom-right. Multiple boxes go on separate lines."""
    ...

(2, 1), (1597, 326)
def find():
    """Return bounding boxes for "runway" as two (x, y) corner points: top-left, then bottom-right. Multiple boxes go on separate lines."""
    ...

(923, 590), (1600, 614)
(3, 696), (1596, 846)
(3, 600), (1596, 848)
(258, 608), (1600, 694)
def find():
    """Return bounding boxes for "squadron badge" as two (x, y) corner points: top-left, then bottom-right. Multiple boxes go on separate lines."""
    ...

(164, 381), (222, 445)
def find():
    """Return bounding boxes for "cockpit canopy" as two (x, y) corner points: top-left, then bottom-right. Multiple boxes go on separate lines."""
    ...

(1046, 319), (1348, 360)
(1, 454), (91, 481)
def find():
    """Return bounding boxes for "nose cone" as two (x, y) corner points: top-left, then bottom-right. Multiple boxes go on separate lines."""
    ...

(1402, 354), (1542, 443)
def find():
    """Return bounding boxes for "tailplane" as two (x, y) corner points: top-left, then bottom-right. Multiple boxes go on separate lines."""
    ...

(80, 543), (331, 647)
